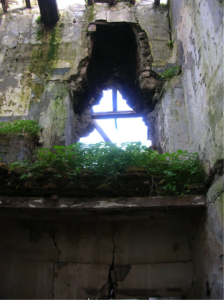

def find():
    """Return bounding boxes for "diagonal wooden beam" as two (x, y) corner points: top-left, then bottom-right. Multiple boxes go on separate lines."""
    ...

(37, 0), (60, 26)
(93, 120), (112, 143)
(112, 88), (118, 129)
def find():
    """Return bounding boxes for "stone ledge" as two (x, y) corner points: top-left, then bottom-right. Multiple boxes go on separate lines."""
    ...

(0, 194), (206, 221)
(0, 194), (206, 209)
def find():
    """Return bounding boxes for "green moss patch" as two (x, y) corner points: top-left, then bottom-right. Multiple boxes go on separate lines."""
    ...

(29, 22), (64, 79)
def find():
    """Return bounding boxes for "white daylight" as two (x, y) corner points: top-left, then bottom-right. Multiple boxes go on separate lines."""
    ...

(79, 90), (152, 146)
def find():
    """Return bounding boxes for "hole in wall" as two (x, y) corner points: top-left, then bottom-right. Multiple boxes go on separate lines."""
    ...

(79, 89), (151, 145)
(69, 22), (160, 142)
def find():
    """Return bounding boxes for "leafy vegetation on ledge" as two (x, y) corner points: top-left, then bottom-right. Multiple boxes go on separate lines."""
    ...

(159, 66), (181, 80)
(0, 120), (42, 138)
(10, 142), (203, 195)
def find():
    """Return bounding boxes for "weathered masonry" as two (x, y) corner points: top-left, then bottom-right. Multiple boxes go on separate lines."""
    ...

(0, 0), (223, 299)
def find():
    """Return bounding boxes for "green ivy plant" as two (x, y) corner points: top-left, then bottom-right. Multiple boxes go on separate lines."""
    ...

(36, 16), (41, 24)
(9, 142), (203, 195)
(0, 120), (42, 138)
(159, 66), (181, 80)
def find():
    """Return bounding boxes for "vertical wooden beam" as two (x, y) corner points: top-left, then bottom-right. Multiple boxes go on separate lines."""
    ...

(25, 0), (31, 8)
(112, 88), (118, 130)
(154, 0), (160, 5)
(1, 0), (9, 12)
(37, 0), (59, 26)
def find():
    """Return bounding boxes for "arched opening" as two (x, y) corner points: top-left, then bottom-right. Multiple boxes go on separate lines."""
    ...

(69, 22), (160, 143)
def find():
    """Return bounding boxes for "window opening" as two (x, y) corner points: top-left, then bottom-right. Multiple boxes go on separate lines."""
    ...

(154, 0), (168, 5)
(79, 89), (151, 146)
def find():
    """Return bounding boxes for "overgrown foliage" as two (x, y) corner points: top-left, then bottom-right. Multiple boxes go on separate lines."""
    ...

(166, 40), (174, 49)
(10, 142), (202, 195)
(0, 120), (42, 138)
(36, 16), (41, 24)
(159, 66), (181, 80)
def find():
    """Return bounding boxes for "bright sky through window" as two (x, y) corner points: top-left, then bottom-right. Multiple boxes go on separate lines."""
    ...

(79, 90), (151, 146)
(56, 0), (168, 9)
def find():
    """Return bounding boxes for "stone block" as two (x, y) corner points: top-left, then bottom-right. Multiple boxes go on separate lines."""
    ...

(0, 133), (34, 163)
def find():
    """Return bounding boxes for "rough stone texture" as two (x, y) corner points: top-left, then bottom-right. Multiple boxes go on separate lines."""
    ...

(147, 76), (190, 153)
(149, 0), (223, 172)
(0, 2), (89, 145)
(0, 133), (33, 163)
(188, 176), (224, 299)
(0, 1), (172, 146)
(0, 1), (223, 298)
(34, 82), (77, 147)
(147, 1), (224, 298)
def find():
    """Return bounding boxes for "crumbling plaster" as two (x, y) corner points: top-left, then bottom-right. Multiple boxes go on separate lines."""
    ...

(0, 0), (223, 299)
(146, 1), (223, 299)
(148, 0), (223, 172)
(0, 1), (172, 147)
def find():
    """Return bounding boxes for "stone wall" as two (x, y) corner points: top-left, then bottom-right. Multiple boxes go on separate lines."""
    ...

(189, 176), (224, 299)
(0, 0), (223, 299)
(147, 0), (223, 298)
(148, 0), (223, 172)
(0, 0), (172, 147)
(0, 214), (198, 299)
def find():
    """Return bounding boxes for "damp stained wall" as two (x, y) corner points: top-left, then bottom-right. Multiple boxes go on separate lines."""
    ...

(0, 215), (198, 299)
(148, 0), (223, 171)
(0, 1), (172, 147)
(147, 0), (223, 298)
(0, 0), (223, 299)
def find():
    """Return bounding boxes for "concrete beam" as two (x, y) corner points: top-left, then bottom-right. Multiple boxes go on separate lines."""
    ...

(0, 195), (205, 220)
(0, 194), (205, 209)
(37, 0), (59, 26)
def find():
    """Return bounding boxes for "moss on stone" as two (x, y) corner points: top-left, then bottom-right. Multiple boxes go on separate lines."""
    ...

(88, 5), (95, 22)
(218, 193), (224, 222)
(29, 22), (63, 80)
(36, 29), (44, 41)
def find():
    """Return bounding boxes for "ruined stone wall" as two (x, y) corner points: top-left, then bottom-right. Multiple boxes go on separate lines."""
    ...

(147, 0), (223, 298)
(0, 215), (198, 299)
(149, 0), (223, 173)
(189, 176), (224, 299)
(0, 1), (223, 299)
(0, 1), (172, 147)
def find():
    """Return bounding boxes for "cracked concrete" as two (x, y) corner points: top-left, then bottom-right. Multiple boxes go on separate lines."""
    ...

(0, 0), (223, 299)
(52, 224), (62, 263)
(109, 230), (117, 297)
